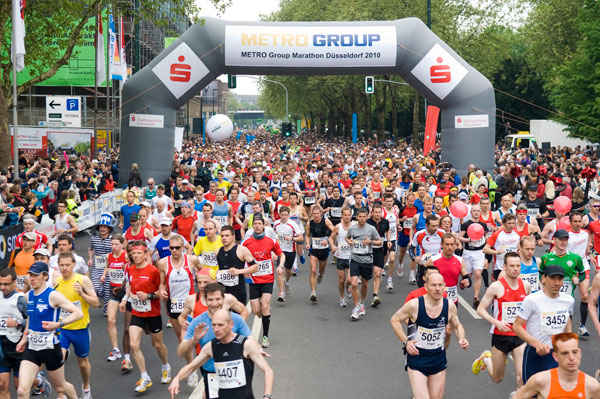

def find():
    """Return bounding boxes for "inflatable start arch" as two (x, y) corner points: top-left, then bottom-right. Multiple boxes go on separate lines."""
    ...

(119, 17), (495, 185)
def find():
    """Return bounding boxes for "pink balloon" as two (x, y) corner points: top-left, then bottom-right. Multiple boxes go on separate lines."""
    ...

(554, 196), (572, 215)
(449, 201), (468, 218)
(467, 223), (484, 241)
(558, 216), (571, 231)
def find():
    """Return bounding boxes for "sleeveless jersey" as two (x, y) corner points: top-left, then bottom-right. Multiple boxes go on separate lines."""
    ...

(0, 291), (25, 343)
(491, 277), (527, 336)
(383, 207), (398, 241)
(55, 274), (90, 330)
(309, 218), (330, 249)
(125, 226), (148, 242)
(411, 296), (448, 356)
(107, 251), (127, 287)
(520, 258), (539, 293)
(400, 206), (418, 236)
(335, 223), (353, 260)
(515, 222), (531, 238)
(432, 253), (463, 304)
(213, 202), (230, 227)
(212, 334), (254, 399)
(567, 229), (590, 271)
(27, 287), (60, 348)
(547, 368), (586, 399)
(55, 213), (72, 237)
(479, 210), (495, 239)
(288, 206), (305, 233)
(216, 245), (246, 291)
(166, 255), (195, 300)
(228, 201), (242, 230)
(370, 181), (382, 200)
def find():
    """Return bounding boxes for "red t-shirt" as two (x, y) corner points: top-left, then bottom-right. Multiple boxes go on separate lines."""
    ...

(588, 220), (600, 254)
(172, 215), (197, 243)
(126, 264), (161, 317)
(242, 236), (283, 284)
(16, 230), (48, 250)
(404, 287), (447, 304)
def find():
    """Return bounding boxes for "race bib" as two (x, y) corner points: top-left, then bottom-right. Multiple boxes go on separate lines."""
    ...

(389, 224), (397, 237)
(305, 196), (316, 204)
(445, 286), (458, 303)
(16, 275), (27, 291)
(352, 241), (368, 255)
(541, 309), (569, 335)
(109, 268), (125, 285)
(403, 218), (413, 229)
(471, 237), (485, 247)
(94, 255), (107, 269)
(203, 252), (218, 267)
(28, 331), (55, 351)
(416, 326), (445, 350)
(560, 279), (572, 294)
(214, 215), (228, 226)
(373, 191), (381, 199)
(170, 298), (186, 314)
(217, 269), (239, 287)
(501, 301), (522, 323)
(0, 316), (14, 335)
(520, 273), (539, 292)
(312, 237), (328, 249)
(254, 259), (273, 277)
(339, 243), (352, 255)
(527, 208), (539, 217)
(131, 296), (151, 312)
(60, 300), (82, 321)
(215, 359), (247, 389)
(207, 373), (219, 399)
(330, 207), (342, 218)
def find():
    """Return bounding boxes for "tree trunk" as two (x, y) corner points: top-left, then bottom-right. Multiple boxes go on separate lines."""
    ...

(375, 83), (387, 138)
(412, 90), (420, 145)
(0, 89), (12, 168)
(390, 85), (398, 142)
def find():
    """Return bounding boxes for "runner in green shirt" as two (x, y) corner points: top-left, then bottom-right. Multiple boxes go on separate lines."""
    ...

(539, 229), (585, 297)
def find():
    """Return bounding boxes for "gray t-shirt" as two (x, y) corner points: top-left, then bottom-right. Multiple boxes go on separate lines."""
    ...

(346, 223), (380, 264)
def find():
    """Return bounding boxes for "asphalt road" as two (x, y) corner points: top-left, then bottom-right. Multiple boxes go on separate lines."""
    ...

(11, 233), (600, 398)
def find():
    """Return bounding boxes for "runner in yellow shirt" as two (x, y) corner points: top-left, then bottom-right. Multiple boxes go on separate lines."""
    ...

(193, 221), (223, 272)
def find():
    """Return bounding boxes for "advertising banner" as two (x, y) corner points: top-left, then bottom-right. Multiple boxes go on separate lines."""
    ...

(225, 25), (397, 67)
(0, 224), (24, 270)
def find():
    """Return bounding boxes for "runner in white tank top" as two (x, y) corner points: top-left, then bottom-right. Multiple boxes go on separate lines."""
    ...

(329, 207), (354, 307)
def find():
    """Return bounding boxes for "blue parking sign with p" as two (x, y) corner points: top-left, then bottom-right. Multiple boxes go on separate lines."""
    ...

(66, 98), (79, 111)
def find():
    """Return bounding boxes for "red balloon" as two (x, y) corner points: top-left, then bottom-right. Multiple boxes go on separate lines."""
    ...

(450, 201), (468, 218)
(554, 196), (572, 215)
(558, 216), (571, 231)
(467, 223), (485, 241)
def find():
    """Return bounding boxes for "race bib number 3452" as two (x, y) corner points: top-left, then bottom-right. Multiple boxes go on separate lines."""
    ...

(541, 309), (569, 335)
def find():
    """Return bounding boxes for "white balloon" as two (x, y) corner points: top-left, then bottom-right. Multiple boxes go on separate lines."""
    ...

(206, 114), (234, 142)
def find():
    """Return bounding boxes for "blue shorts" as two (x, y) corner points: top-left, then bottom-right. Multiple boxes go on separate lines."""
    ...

(0, 344), (21, 376)
(60, 328), (90, 358)
(406, 352), (447, 376)
(522, 344), (557, 383)
(398, 232), (410, 248)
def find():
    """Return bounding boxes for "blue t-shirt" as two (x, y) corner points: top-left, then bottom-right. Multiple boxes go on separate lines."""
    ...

(120, 204), (141, 231)
(184, 311), (251, 372)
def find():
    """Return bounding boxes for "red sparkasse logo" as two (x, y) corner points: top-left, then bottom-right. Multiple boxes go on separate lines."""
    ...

(430, 57), (451, 83)
(170, 55), (192, 82)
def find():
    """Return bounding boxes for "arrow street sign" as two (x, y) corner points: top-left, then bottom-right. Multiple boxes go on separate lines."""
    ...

(45, 96), (81, 127)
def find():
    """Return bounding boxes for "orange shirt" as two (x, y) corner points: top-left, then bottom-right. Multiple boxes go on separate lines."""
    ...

(9, 249), (35, 276)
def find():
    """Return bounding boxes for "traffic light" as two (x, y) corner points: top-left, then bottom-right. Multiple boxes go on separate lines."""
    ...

(282, 122), (292, 137)
(227, 74), (237, 89)
(365, 76), (374, 94)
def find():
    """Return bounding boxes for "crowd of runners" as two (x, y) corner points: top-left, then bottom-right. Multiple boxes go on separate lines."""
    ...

(1, 131), (600, 398)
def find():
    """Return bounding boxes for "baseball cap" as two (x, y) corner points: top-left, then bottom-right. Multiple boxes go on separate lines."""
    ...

(160, 219), (172, 226)
(140, 201), (151, 207)
(129, 213), (139, 222)
(23, 231), (37, 241)
(28, 262), (49, 275)
(253, 213), (264, 223)
(527, 185), (538, 191)
(157, 184), (165, 189)
(34, 248), (51, 257)
(554, 229), (569, 239)
(544, 264), (565, 277)
(458, 192), (468, 201)
(182, 179), (189, 184)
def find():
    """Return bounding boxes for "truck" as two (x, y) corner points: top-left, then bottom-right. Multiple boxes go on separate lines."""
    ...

(504, 120), (593, 150)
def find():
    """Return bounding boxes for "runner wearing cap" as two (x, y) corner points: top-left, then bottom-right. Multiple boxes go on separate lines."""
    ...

(523, 184), (549, 229)
(539, 229), (587, 336)
(514, 332), (600, 398)
(8, 232), (36, 292)
(151, 184), (174, 213)
(513, 264), (575, 383)
(149, 219), (177, 261)
(119, 191), (141, 232)
(88, 213), (113, 314)
(15, 215), (50, 251)
(16, 262), (83, 399)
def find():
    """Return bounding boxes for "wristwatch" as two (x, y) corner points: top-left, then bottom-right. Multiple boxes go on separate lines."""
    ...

(263, 395), (273, 399)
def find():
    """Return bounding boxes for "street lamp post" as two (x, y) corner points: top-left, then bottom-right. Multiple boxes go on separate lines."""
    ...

(212, 88), (218, 115)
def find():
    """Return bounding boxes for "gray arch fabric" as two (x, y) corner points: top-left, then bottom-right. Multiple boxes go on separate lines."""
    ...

(119, 17), (495, 185)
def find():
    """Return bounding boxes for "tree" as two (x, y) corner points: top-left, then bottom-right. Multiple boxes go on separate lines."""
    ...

(0, 0), (227, 167)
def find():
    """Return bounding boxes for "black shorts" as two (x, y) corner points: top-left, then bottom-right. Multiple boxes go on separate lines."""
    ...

(0, 342), (22, 376)
(492, 269), (501, 281)
(309, 248), (329, 261)
(109, 287), (125, 302)
(336, 258), (350, 270)
(283, 251), (296, 270)
(485, 254), (493, 263)
(130, 314), (163, 334)
(166, 299), (182, 320)
(373, 248), (385, 268)
(226, 287), (248, 305)
(234, 229), (241, 242)
(387, 241), (397, 253)
(22, 343), (64, 372)
(350, 260), (373, 280)
(249, 282), (274, 300)
(491, 334), (525, 355)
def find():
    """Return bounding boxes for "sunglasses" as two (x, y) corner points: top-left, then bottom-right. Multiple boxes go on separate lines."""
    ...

(169, 246), (182, 250)
(593, 205), (600, 208)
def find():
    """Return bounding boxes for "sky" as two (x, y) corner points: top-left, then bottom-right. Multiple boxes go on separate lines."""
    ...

(197, 0), (281, 95)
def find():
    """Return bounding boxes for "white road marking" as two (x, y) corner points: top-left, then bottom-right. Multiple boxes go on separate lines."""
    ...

(190, 302), (258, 399)
(458, 294), (481, 319)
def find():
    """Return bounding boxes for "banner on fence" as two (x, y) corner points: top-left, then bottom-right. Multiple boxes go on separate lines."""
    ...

(0, 224), (25, 269)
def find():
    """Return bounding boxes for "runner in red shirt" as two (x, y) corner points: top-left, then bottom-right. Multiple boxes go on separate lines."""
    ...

(172, 202), (197, 244)
(425, 233), (470, 306)
(119, 240), (171, 392)
(16, 215), (50, 250)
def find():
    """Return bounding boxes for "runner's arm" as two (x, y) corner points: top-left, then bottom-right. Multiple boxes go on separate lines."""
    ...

(239, 247), (259, 274)
(170, 342), (212, 397)
(476, 283), (506, 328)
(448, 302), (468, 349)
(390, 300), (417, 342)
(49, 291), (83, 327)
(78, 276), (99, 308)
(67, 215), (79, 234)
(515, 372), (545, 399)
(226, 294), (249, 320)
(245, 340), (273, 397)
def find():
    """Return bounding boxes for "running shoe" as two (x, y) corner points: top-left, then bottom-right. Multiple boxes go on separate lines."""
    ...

(277, 292), (286, 302)
(595, 368), (600, 382)
(166, 321), (173, 328)
(161, 366), (172, 384)
(359, 304), (366, 316)
(262, 336), (270, 348)
(397, 267), (404, 278)
(351, 307), (360, 321)
(310, 291), (318, 303)
(35, 371), (52, 398)
(371, 295), (381, 308)
(134, 378), (152, 393)
(409, 275), (417, 285)
(292, 266), (298, 276)
(339, 298), (347, 308)
(107, 349), (122, 362)
(384, 262), (389, 271)
(472, 350), (491, 375)
(299, 255), (306, 264)
(509, 392), (516, 399)
(317, 274), (323, 284)
(187, 370), (199, 388)
(386, 279), (394, 291)
(284, 281), (291, 295)
(347, 286), (352, 298)
(81, 388), (92, 399)
(121, 358), (134, 373)
(579, 325), (590, 337)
